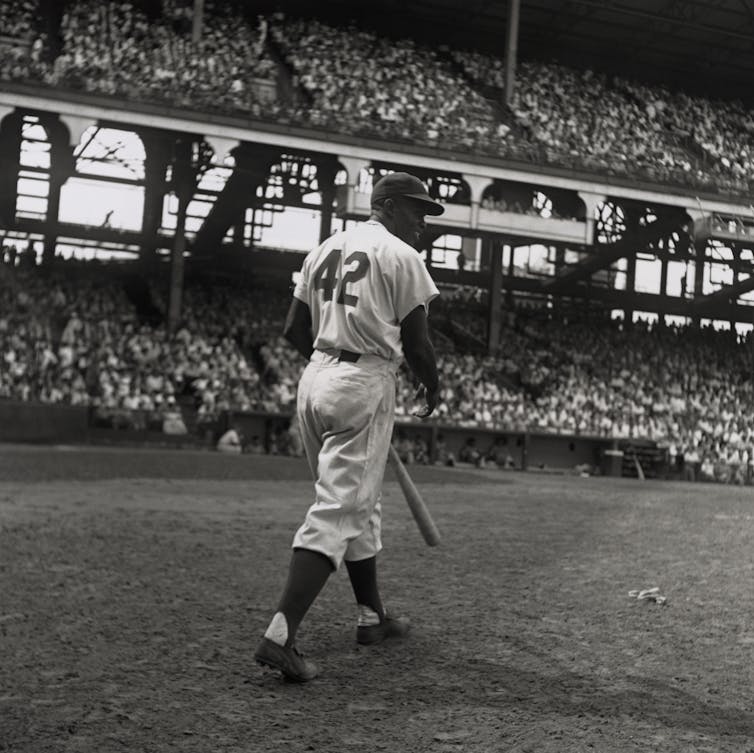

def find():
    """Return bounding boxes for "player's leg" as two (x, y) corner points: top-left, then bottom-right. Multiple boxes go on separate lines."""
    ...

(256, 362), (331, 682)
(257, 358), (395, 677)
(291, 362), (390, 563)
(268, 366), (335, 643)
(348, 556), (410, 645)
(343, 370), (408, 644)
(345, 550), (384, 620)
(344, 493), (384, 617)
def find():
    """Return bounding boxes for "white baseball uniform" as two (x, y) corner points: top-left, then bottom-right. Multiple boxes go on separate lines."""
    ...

(291, 219), (439, 569)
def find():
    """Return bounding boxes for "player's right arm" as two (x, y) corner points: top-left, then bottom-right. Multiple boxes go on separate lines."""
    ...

(400, 305), (439, 418)
(283, 297), (314, 360)
(284, 247), (320, 359)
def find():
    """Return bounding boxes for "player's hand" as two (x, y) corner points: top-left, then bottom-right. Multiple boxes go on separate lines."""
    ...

(411, 384), (438, 419)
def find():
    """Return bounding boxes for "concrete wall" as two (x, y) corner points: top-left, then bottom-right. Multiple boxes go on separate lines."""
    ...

(0, 400), (88, 442)
(0, 401), (625, 475)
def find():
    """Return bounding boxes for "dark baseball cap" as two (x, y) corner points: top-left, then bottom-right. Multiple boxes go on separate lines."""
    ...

(371, 172), (445, 216)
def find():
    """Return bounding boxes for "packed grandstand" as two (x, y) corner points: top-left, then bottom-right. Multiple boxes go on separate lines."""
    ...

(2, 251), (754, 485)
(1, 1), (754, 195)
(2, 1), (754, 485)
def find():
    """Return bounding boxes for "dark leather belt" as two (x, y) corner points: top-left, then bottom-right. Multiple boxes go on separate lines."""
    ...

(337, 349), (361, 363)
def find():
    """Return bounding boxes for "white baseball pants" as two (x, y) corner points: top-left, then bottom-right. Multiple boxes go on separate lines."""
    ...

(292, 349), (398, 569)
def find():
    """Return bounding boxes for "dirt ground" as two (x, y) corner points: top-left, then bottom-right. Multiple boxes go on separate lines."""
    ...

(1, 444), (754, 753)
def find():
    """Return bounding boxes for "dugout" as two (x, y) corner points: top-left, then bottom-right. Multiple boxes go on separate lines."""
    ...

(0, 400), (662, 479)
(0, 400), (88, 443)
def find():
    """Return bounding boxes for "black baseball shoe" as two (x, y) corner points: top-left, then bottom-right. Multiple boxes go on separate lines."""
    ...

(254, 637), (318, 682)
(356, 613), (411, 646)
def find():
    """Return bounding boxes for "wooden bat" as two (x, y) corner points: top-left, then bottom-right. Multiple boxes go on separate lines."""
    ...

(387, 444), (441, 547)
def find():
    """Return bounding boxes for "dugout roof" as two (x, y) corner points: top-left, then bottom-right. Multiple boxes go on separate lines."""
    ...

(262, 0), (754, 102)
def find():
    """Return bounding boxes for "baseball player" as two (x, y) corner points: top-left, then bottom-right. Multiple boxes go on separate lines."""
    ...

(254, 172), (443, 682)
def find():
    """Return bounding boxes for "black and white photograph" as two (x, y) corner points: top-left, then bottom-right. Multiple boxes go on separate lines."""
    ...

(2, 1), (754, 750)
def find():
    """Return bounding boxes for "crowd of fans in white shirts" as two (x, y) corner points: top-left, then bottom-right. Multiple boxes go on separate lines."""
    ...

(0, 0), (45, 81)
(2, 252), (754, 484)
(2, 2), (754, 480)
(0, 255), (269, 436)
(1, 0), (280, 116)
(2, 2), (754, 195)
(268, 17), (509, 151)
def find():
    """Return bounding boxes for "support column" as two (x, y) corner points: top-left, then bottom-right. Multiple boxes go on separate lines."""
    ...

(204, 136), (240, 164)
(234, 143), (280, 252)
(462, 173), (492, 230)
(168, 136), (194, 333)
(487, 238), (504, 355)
(39, 115), (76, 265)
(0, 110), (22, 228)
(423, 230), (443, 268)
(620, 206), (644, 329)
(232, 219), (245, 252)
(505, 242), (515, 309)
(624, 253), (636, 328)
(139, 128), (173, 268)
(691, 237), (706, 328)
(658, 239), (669, 329)
(58, 114), (92, 150)
(192, 141), (276, 254)
(459, 236), (476, 272)
(730, 248), (740, 333)
(577, 190), (606, 246)
(553, 245), (565, 316)
(316, 156), (339, 243)
(192, 0), (204, 42)
(504, 0), (521, 106)
(338, 156), (370, 191)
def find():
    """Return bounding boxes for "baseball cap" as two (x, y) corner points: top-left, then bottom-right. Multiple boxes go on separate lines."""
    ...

(371, 172), (445, 216)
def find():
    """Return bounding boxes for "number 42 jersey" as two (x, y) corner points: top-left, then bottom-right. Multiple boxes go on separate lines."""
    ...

(293, 219), (439, 362)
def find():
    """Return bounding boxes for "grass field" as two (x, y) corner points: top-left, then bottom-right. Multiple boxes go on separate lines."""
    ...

(1, 444), (753, 753)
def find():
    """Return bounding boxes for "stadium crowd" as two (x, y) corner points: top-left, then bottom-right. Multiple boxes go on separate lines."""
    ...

(2, 4), (754, 195)
(41, 1), (278, 116)
(268, 17), (509, 150)
(0, 0), (46, 81)
(0, 256), (269, 436)
(0, 0), (38, 40)
(2, 3), (754, 482)
(2, 253), (754, 484)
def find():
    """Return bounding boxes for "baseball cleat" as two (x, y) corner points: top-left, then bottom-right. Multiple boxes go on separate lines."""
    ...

(254, 637), (318, 682)
(357, 614), (411, 645)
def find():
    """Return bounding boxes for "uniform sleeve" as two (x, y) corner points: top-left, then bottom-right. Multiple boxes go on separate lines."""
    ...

(293, 252), (312, 303)
(390, 245), (440, 323)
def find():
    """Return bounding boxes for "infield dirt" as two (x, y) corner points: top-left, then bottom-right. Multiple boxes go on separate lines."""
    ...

(1, 445), (753, 752)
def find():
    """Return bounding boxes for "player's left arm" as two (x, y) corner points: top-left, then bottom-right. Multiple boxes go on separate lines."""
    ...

(283, 297), (314, 359)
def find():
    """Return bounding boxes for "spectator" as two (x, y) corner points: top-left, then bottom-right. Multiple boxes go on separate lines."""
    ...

(7, 7), (754, 194)
(247, 434), (265, 454)
(162, 398), (188, 435)
(6, 259), (754, 485)
(412, 434), (429, 465)
(434, 433), (456, 467)
(286, 414), (304, 458)
(393, 429), (416, 465)
(458, 437), (483, 467)
(486, 436), (516, 469)
(217, 423), (243, 454)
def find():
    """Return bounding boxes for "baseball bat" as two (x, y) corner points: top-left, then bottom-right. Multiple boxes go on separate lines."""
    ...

(387, 444), (441, 547)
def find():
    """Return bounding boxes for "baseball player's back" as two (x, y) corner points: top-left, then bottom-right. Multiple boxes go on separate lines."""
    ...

(254, 172), (443, 683)
(296, 220), (439, 362)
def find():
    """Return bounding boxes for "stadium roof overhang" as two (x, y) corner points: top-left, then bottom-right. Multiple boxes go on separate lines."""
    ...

(264, 0), (754, 102)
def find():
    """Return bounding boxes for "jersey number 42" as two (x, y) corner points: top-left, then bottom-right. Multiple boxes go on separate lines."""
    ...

(313, 248), (370, 306)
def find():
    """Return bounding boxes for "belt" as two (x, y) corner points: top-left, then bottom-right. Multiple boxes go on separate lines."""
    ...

(337, 349), (361, 363)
